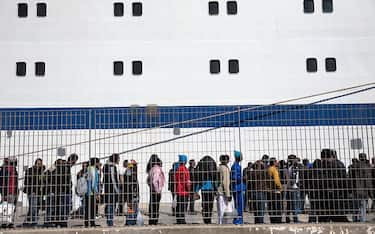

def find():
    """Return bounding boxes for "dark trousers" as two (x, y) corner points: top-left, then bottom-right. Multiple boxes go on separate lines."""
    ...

(176, 195), (188, 224)
(268, 192), (282, 223)
(201, 191), (215, 224)
(149, 191), (161, 225)
(189, 191), (195, 212)
(84, 195), (96, 227)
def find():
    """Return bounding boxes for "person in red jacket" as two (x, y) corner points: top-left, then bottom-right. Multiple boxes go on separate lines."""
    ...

(175, 154), (191, 224)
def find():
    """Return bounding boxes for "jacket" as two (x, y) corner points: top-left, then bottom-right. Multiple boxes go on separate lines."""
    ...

(349, 160), (373, 199)
(267, 165), (282, 192)
(103, 162), (120, 203)
(218, 164), (231, 197)
(231, 161), (245, 192)
(149, 165), (165, 193)
(86, 166), (100, 196)
(175, 164), (190, 196)
(24, 166), (44, 196)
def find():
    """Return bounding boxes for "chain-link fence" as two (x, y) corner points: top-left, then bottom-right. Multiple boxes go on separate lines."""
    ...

(0, 86), (374, 228)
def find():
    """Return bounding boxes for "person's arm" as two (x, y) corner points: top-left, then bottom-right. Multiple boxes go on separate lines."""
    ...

(272, 167), (282, 191)
(111, 166), (119, 193)
(185, 168), (191, 192)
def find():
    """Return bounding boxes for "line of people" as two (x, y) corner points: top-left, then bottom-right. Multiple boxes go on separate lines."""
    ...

(1, 148), (374, 228)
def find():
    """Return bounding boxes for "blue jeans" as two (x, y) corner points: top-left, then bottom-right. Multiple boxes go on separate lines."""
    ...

(254, 192), (266, 224)
(286, 190), (300, 222)
(26, 194), (39, 225)
(106, 204), (115, 226)
(353, 199), (367, 222)
(45, 194), (55, 224)
(56, 194), (71, 225)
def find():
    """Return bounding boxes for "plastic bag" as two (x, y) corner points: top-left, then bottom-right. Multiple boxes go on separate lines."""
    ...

(172, 196), (177, 209)
(136, 210), (144, 226)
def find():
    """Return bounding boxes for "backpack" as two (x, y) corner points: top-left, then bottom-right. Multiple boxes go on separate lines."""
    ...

(76, 175), (88, 197)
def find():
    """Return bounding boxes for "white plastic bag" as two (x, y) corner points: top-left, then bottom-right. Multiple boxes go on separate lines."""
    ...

(0, 202), (15, 224)
(172, 196), (177, 209)
(136, 211), (144, 226)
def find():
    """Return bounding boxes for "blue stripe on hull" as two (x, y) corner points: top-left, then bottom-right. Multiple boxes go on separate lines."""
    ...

(0, 104), (374, 130)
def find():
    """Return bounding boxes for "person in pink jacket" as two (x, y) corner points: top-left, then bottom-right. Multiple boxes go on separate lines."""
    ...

(146, 154), (165, 225)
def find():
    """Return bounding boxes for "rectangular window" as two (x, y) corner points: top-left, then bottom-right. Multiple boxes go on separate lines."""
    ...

(132, 61), (142, 75)
(304, 0), (314, 13)
(37, 2), (47, 17)
(306, 58), (318, 73)
(113, 61), (124, 75)
(210, 60), (220, 74)
(227, 1), (237, 15)
(208, 1), (219, 15)
(325, 57), (336, 72)
(18, 3), (28, 17)
(322, 0), (333, 13)
(114, 2), (124, 17)
(228, 59), (239, 74)
(132, 2), (142, 16)
(16, 62), (26, 76)
(35, 62), (45, 76)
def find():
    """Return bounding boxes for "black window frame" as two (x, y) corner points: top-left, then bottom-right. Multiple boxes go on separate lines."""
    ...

(132, 61), (143, 75)
(36, 2), (47, 17)
(35, 62), (45, 76)
(210, 60), (221, 74)
(132, 2), (143, 16)
(113, 61), (124, 76)
(18, 3), (28, 18)
(16, 62), (27, 77)
(227, 1), (238, 15)
(208, 1), (219, 16)
(114, 2), (124, 17)
(303, 0), (314, 13)
(322, 0), (333, 13)
(306, 58), (318, 73)
(228, 59), (239, 74)
(325, 57), (337, 72)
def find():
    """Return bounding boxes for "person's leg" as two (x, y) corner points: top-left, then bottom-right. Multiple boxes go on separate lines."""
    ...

(292, 191), (300, 223)
(360, 199), (367, 223)
(189, 191), (195, 212)
(181, 195), (188, 224)
(217, 195), (224, 224)
(84, 195), (89, 227)
(207, 191), (215, 224)
(155, 193), (161, 224)
(176, 195), (182, 224)
(90, 195), (97, 226)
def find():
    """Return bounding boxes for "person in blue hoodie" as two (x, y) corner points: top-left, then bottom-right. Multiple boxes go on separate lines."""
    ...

(231, 150), (245, 225)
(85, 157), (100, 227)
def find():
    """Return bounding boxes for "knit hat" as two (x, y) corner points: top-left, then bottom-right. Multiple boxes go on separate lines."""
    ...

(234, 150), (242, 159)
(178, 154), (188, 164)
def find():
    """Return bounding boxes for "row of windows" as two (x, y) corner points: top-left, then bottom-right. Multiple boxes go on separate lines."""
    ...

(114, 61), (143, 75)
(210, 59), (239, 74)
(304, 0), (333, 13)
(114, 2), (143, 17)
(16, 62), (45, 76)
(15, 59), (336, 76)
(208, 1), (237, 15)
(306, 57), (336, 73)
(18, 3), (47, 17)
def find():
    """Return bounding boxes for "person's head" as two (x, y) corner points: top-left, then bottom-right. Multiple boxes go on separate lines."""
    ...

(248, 162), (253, 168)
(352, 158), (359, 164)
(321, 149), (331, 160)
(234, 150), (243, 162)
(189, 159), (196, 168)
(34, 158), (43, 168)
(179, 154), (188, 165)
(269, 157), (277, 167)
(68, 153), (79, 165)
(55, 159), (63, 166)
(262, 154), (269, 164)
(219, 154), (230, 165)
(128, 159), (138, 173)
(110, 153), (120, 164)
(90, 157), (100, 167)
(302, 159), (309, 167)
(123, 160), (129, 168)
(359, 153), (367, 162)
(82, 161), (89, 169)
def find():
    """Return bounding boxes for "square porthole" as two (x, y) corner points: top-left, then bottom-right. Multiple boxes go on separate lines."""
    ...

(113, 61), (124, 76)
(37, 2), (47, 17)
(16, 62), (26, 77)
(114, 2), (124, 17)
(228, 59), (239, 74)
(132, 61), (142, 75)
(306, 58), (318, 73)
(35, 62), (45, 76)
(210, 60), (220, 74)
(208, 1), (219, 15)
(227, 1), (237, 15)
(18, 3), (28, 17)
(132, 2), (142, 16)
(325, 57), (336, 72)
(322, 0), (333, 13)
(304, 0), (314, 13)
